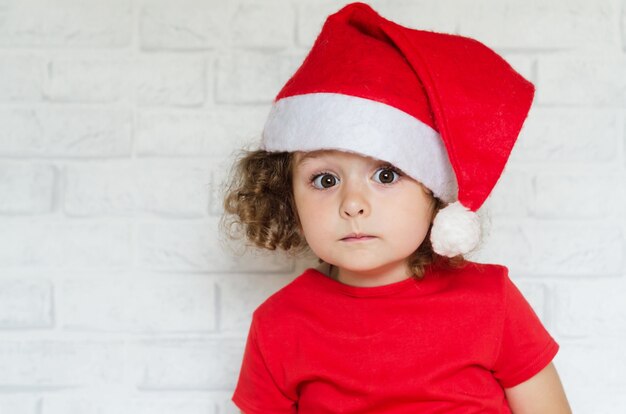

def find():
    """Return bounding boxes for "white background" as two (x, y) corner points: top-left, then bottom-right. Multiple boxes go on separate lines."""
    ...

(0, 0), (625, 413)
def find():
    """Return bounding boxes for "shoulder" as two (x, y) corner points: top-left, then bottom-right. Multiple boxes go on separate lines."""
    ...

(251, 268), (320, 322)
(456, 259), (509, 277)
(442, 259), (512, 297)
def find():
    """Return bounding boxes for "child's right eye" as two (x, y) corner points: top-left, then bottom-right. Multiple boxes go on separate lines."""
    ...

(311, 173), (340, 189)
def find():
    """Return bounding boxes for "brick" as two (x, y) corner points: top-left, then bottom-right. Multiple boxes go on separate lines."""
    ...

(135, 106), (269, 157)
(46, 57), (206, 106)
(532, 172), (626, 219)
(295, 2), (345, 49)
(296, 0), (457, 49)
(217, 272), (296, 333)
(0, 0), (131, 48)
(215, 51), (304, 103)
(622, 0), (626, 52)
(0, 108), (132, 158)
(42, 397), (215, 414)
(466, 221), (532, 274)
(511, 108), (620, 164)
(0, 340), (124, 386)
(0, 109), (45, 156)
(0, 220), (131, 268)
(209, 163), (230, 216)
(136, 217), (295, 273)
(556, 341), (626, 412)
(64, 160), (210, 217)
(137, 110), (208, 156)
(364, 0), (459, 34)
(526, 222), (623, 276)
(43, 398), (109, 414)
(0, 279), (52, 328)
(231, 0), (294, 49)
(120, 399), (216, 414)
(139, 0), (229, 51)
(64, 162), (134, 216)
(0, 162), (56, 214)
(59, 277), (216, 332)
(554, 278), (626, 338)
(134, 160), (211, 217)
(537, 57), (626, 106)
(298, 0), (618, 51)
(43, 108), (132, 157)
(0, 55), (44, 101)
(481, 168), (533, 218)
(46, 58), (129, 103)
(130, 339), (243, 389)
(456, 0), (617, 50)
(0, 396), (38, 414)
(135, 56), (206, 107)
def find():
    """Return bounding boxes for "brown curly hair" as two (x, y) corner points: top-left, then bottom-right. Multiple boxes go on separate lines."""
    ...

(222, 149), (470, 279)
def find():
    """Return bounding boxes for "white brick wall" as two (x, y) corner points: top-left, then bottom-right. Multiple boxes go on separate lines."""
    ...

(0, 0), (624, 412)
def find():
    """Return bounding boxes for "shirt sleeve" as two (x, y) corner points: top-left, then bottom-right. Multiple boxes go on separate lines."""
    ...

(232, 313), (297, 414)
(491, 272), (559, 389)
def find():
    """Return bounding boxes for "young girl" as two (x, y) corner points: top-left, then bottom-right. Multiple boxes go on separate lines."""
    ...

(223, 3), (571, 413)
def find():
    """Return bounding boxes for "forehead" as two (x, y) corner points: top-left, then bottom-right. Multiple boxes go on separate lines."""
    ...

(294, 149), (383, 165)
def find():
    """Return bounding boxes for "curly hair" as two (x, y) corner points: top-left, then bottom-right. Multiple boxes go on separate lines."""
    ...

(222, 150), (470, 279)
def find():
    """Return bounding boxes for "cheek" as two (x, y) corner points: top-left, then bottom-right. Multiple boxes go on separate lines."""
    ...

(293, 190), (323, 230)
(293, 194), (333, 250)
(384, 194), (433, 236)
(297, 204), (317, 230)
(296, 208), (330, 258)
(297, 204), (328, 233)
(387, 212), (430, 240)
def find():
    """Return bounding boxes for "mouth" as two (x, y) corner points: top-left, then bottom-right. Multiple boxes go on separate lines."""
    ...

(340, 233), (377, 242)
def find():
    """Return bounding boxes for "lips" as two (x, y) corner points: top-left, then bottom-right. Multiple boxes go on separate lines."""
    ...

(340, 233), (376, 241)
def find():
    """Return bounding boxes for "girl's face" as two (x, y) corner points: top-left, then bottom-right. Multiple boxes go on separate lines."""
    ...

(292, 150), (436, 287)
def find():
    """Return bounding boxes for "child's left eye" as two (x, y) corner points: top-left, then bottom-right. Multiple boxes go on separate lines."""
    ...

(373, 167), (400, 184)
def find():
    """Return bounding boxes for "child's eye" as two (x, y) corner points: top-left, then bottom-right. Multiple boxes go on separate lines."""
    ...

(373, 167), (400, 184)
(311, 173), (340, 189)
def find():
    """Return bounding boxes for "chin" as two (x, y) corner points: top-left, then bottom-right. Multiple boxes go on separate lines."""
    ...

(332, 260), (400, 275)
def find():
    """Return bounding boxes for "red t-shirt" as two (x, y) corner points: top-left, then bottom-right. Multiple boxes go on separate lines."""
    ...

(232, 261), (559, 413)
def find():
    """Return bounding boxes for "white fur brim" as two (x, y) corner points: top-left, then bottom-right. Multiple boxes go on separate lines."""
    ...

(261, 93), (458, 203)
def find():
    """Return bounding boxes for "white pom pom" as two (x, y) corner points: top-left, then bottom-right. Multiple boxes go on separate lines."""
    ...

(430, 201), (480, 257)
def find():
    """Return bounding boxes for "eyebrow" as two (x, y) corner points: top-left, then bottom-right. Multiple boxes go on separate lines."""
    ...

(295, 152), (405, 174)
(295, 151), (326, 166)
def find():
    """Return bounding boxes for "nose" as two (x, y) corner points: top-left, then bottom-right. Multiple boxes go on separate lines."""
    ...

(340, 182), (370, 219)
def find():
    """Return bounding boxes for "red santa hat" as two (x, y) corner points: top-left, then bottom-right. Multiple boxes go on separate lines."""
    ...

(261, 2), (535, 258)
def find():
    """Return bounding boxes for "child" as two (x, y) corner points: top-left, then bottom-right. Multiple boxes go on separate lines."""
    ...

(223, 2), (571, 413)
